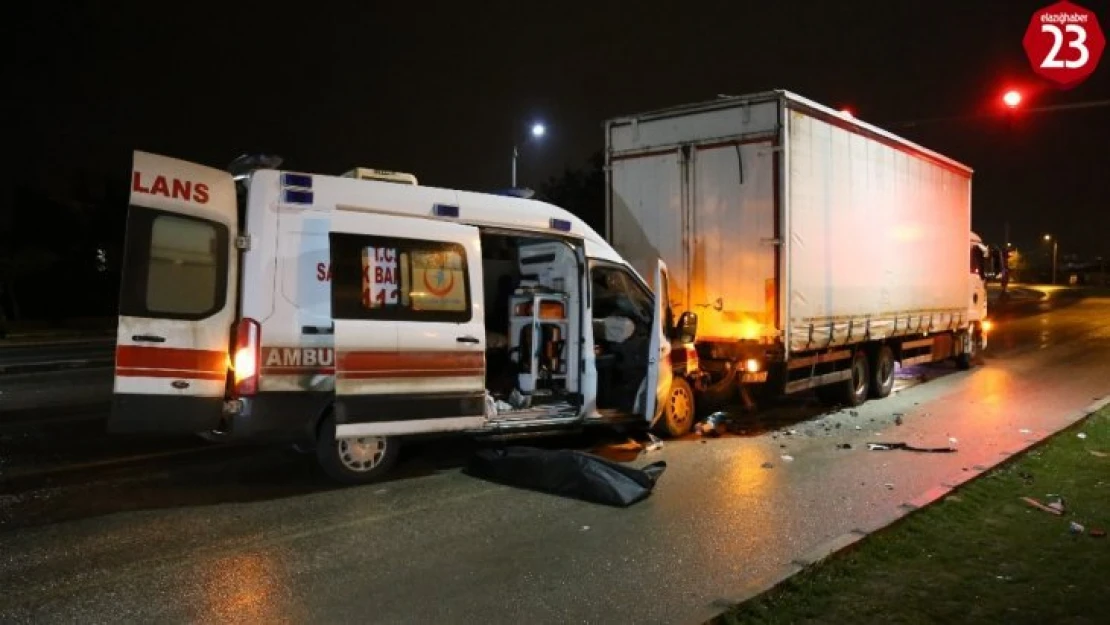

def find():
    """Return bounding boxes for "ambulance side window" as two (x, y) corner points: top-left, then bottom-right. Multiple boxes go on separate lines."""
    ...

(330, 233), (471, 323)
(118, 206), (229, 320)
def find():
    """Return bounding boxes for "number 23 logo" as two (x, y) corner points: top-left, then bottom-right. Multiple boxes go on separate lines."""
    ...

(1041, 23), (1090, 68)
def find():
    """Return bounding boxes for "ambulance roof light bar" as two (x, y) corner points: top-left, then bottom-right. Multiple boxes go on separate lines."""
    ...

(342, 168), (418, 185)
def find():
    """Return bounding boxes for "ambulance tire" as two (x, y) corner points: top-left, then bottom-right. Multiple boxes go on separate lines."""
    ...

(316, 414), (400, 485)
(653, 377), (696, 438)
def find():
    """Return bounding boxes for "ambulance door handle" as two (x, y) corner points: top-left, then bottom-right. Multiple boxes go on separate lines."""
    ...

(456, 336), (480, 344)
(132, 334), (166, 343)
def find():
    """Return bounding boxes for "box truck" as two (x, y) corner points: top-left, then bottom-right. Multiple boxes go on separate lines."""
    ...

(604, 90), (1003, 434)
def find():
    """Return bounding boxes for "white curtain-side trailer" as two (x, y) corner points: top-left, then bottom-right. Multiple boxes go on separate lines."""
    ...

(604, 90), (1003, 420)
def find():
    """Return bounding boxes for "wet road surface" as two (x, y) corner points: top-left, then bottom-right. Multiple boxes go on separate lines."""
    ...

(2, 289), (1110, 624)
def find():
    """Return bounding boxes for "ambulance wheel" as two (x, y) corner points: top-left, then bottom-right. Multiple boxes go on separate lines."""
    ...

(316, 414), (400, 485)
(653, 377), (696, 438)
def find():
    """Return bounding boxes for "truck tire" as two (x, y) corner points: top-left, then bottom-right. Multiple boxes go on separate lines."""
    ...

(869, 345), (895, 399)
(956, 329), (976, 370)
(316, 414), (400, 485)
(839, 350), (871, 407)
(654, 377), (696, 437)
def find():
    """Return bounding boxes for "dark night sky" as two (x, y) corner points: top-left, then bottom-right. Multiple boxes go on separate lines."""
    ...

(5, 0), (1109, 257)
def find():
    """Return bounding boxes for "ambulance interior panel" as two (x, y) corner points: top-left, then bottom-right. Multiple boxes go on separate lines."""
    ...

(480, 232), (581, 410)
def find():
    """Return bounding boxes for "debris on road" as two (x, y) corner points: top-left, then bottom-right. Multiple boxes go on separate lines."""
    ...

(464, 447), (667, 507)
(581, 525), (591, 532)
(644, 434), (664, 453)
(1090, 528), (1107, 538)
(894, 414), (904, 426)
(949, 437), (959, 445)
(1077, 432), (1088, 439)
(761, 461), (775, 469)
(866, 442), (957, 453)
(1089, 450), (1108, 458)
(781, 454), (795, 462)
(884, 483), (894, 490)
(1019, 428), (1033, 435)
(1069, 521), (1085, 535)
(1021, 496), (1064, 516)
(837, 443), (852, 450)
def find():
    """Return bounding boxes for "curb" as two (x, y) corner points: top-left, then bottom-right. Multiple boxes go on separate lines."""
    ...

(705, 392), (1110, 623)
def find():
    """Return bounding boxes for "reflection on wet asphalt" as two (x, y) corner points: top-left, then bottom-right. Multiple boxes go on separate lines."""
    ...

(2, 288), (1110, 624)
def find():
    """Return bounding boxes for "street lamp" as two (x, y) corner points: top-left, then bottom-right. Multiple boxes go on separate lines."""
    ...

(512, 122), (547, 188)
(1043, 234), (1058, 285)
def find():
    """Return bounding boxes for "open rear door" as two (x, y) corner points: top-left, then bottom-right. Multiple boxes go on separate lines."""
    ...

(328, 209), (488, 438)
(643, 259), (675, 424)
(109, 151), (238, 433)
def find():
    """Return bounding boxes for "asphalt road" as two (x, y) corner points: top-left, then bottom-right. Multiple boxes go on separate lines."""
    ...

(2, 289), (1109, 624)
(0, 338), (114, 375)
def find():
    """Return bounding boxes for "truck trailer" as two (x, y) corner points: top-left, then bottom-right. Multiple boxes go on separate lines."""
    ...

(604, 90), (1003, 435)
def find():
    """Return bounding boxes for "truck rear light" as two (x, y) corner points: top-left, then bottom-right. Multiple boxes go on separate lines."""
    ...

(233, 318), (261, 397)
(745, 358), (762, 373)
(981, 319), (993, 334)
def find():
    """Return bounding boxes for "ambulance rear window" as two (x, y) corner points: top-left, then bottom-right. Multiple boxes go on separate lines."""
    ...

(119, 207), (229, 320)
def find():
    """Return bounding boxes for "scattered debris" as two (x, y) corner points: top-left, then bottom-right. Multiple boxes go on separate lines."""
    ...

(949, 437), (959, 445)
(761, 461), (775, 469)
(1021, 496), (1063, 516)
(849, 410), (859, 417)
(835, 423), (842, 429)
(867, 442), (957, 453)
(837, 443), (852, 450)
(373, 488), (388, 495)
(1069, 521), (1085, 535)
(1018, 471), (1035, 485)
(581, 525), (591, 532)
(894, 414), (904, 426)
(884, 483), (895, 490)
(1077, 432), (1088, 439)
(788, 429), (798, 436)
(1019, 428), (1032, 435)
(780, 454), (795, 462)
(854, 425), (862, 431)
(947, 495), (963, 502)
(1089, 450), (1108, 458)
(1090, 528), (1107, 538)
(644, 434), (664, 453)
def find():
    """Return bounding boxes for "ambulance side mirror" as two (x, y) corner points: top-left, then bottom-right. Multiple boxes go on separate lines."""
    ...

(676, 311), (698, 344)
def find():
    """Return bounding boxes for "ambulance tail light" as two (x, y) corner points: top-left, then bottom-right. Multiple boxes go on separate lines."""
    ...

(232, 318), (261, 397)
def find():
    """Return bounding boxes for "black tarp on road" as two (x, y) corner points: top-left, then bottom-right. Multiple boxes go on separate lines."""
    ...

(464, 446), (667, 507)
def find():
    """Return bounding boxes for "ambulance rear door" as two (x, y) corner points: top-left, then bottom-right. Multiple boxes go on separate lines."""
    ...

(108, 150), (238, 433)
(328, 209), (487, 438)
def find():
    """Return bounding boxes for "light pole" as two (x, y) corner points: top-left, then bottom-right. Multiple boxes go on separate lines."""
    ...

(1043, 234), (1058, 285)
(512, 122), (546, 188)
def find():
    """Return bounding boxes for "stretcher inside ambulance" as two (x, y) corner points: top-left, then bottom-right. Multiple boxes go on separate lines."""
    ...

(111, 151), (698, 484)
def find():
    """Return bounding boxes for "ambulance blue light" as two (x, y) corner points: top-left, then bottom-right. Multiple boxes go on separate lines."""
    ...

(433, 204), (460, 218)
(283, 189), (314, 205)
(281, 172), (313, 189)
(550, 218), (572, 232)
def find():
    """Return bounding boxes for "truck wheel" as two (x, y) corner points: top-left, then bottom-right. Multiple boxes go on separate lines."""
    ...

(839, 350), (871, 407)
(316, 414), (400, 485)
(654, 377), (696, 437)
(869, 345), (895, 399)
(955, 330), (975, 370)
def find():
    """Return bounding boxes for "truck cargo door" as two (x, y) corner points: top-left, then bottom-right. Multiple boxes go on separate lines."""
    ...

(643, 260), (674, 424)
(109, 151), (238, 434)
(329, 210), (488, 438)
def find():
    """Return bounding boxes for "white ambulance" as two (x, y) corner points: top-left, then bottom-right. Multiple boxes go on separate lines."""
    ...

(111, 151), (700, 483)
